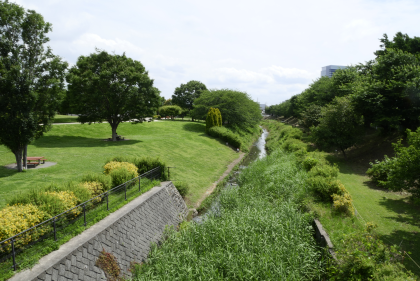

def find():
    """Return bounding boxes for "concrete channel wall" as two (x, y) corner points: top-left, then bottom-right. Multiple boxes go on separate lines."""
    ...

(10, 181), (188, 281)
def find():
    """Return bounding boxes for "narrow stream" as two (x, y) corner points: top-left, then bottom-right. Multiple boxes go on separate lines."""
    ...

(193, 127), (268, 223)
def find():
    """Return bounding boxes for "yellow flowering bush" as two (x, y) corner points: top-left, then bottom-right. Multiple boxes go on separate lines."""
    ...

(44, 191), (80, 217)
(0, 204), (48, 253)
(331, 183), (354, 216)
(80, 181), (104, 203)
(104, 161), (138, 177)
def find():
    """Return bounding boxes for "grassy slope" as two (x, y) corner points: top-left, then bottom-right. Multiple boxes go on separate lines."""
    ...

(52, 114), (79, 123)
(335, 161), (420, 276)
(0, 120), (239, 208)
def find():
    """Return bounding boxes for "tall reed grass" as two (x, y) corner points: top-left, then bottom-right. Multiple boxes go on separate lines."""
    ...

(130, 150), (324, 280)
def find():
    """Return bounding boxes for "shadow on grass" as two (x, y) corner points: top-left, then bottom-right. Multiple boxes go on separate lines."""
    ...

(31, 136), (141, 148)
(379, 229), (420, 277)
(378, 197), (420, 228)
(0, 166), (19, 178)
(182, 123), (205, 133)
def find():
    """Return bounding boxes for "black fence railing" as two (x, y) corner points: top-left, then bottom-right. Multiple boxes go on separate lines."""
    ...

(0, 166), (162, 273)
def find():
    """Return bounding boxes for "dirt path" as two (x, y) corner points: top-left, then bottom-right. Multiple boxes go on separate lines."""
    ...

(195, 152), (245, 208)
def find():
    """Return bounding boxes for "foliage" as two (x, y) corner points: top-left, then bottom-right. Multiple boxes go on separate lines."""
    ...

(327, 231), (415, 280)
(308, 163), (339, 178)
(66, 50), (161, 141)
(80, 181), (104, 202)
(0, 204), (48, 251)
(106, 156), (167, 180)
(103, 161), (138, 177)
(158, 105), (182, 119)
(173, 181), (189, 198)
(332, 184), (355, 216)
(281, 138), (307, 154)
(81, 173), (112, 192)
(298, 104), (322, 130)
(0, 1), (68, 171)
(311, 96), (364, 157)
(131, 150), (324, 280)
(207, 126), (242, 149)
(172, 80), (207, 121)
(367, 128), (420, 199)
(375, 32), (420, 57)
(205, 107), (222, 133)
(192, 89), (262, 129)
(95, 249), (122, 281)
(307, 176), (342, 201)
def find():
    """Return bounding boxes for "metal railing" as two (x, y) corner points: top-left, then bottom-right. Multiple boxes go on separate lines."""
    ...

(0, 166), (162, 272)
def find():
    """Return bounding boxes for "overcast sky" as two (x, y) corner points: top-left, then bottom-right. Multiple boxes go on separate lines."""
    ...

(14, 0), (420, 105)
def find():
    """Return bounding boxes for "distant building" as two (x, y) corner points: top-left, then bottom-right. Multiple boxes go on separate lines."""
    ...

(321, 65), (347, 78)
(259, 104), (266, 111)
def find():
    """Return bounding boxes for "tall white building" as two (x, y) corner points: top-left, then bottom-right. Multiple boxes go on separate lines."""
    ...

(321, 65), (347, 78)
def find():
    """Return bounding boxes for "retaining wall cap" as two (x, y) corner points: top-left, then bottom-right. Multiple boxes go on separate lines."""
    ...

(9, 182), (169, 281)
(314, 219), (334, 249)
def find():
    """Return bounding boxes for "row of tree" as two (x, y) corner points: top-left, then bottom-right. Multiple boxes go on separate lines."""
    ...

(266, 32), (420, 155)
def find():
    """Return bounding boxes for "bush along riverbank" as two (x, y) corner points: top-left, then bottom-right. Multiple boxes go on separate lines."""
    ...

(129, 149), (324, 280)
(262, 120), (415, 280)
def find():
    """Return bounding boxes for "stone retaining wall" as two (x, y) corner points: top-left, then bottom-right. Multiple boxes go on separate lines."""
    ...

(10, 181), (188, 281)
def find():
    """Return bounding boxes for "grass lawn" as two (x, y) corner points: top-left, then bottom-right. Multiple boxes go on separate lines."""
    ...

(0, 120), (239, 209)
(52, 114), (79, 123)
(334, 161), (420, 276)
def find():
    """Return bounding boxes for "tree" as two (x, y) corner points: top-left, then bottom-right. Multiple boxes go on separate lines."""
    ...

(367, 128), (420, 200)
(172, 80), (207, 121)
(164, 98), (172, 105)
(375, 32), (420, 57)
(0, 1), (68, 172)
(158, 105), (182, 119)
(311, 96), (364, 157)
(205, 107), (222, 133)
(67, 50), (161, 141)
(192, 89), (262, 130)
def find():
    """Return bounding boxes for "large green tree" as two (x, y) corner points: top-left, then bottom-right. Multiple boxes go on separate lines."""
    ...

(311, 96), (364, 157)
(192, 89), (261, 130)
(0, 1), (68, 171)
(375, 32), (420, 57)
(67, 50), (161, 141)
(172, 80), (207, 121)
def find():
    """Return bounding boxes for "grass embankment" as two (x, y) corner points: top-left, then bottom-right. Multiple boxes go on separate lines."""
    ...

(52, 114), (79, 123)
(129, 150), (324, 280)
(0, 121), (242, 209)
(263, 119), (417, 279)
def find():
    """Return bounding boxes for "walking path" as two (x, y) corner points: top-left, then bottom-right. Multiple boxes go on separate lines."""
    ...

(195, 152), (245, 208)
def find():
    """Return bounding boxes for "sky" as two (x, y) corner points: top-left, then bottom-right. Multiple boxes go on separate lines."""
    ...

(14, 0), (420, 105)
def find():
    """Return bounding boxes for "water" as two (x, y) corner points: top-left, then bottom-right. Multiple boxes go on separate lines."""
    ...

(193, 127), (268, 223)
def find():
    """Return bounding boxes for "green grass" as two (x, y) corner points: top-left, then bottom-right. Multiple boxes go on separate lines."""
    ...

(333, 160), (420, 277)
(52, 114), (79, 123)
(0, 178), (159, 281)
(130, 150), (324, 280)
(0, 120), (240, 209)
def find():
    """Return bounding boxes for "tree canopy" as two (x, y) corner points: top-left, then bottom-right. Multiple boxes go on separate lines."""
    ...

(159, 105), (182, 119)
(172, 80), (207, 120)
(192, 89), (262, 130)
(67, 50), (161, 141)
(0, 0), (68, 171)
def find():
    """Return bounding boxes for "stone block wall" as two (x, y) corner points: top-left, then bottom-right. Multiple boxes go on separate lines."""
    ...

(10, 181), (188, 281)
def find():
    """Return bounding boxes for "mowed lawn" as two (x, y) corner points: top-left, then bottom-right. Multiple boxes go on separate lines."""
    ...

(0, 120), (239, 209)
(336, 162), (420, 276)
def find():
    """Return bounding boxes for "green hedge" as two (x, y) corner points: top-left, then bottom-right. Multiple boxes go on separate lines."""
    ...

(208, 126), (243, 149)
(106, 156), (167, 180)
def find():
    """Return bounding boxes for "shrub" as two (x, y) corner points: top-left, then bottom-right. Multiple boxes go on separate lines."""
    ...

(279, 126), (303, 140)
(104, 161), (138, 177)
(8, 189), (82, 217)
(174, 181), (189, 198)
(205, 107), (222, 133)
(81, 173), (112, 191)
(208, 126), (243, 149)
(281, 138), (307, 153)
(0, 204), (48, 252)
(109, 168), (137, 187)
(308, 163), (339, 178)
(306, 176), (342, 201)
(80, 181), (104, 202)
(366, 155), (395, 185)
(332, 191), (354, 216)
(106, 156), (167, 180)
(302, 156), (319, 171)
(44, 182), (92, 205)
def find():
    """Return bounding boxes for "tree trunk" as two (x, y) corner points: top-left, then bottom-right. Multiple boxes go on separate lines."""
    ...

(341, 148), (347, 158)
(111, 125), (117, 141)
(14, 149), (23, 172)
(23, 145), (27, 170)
